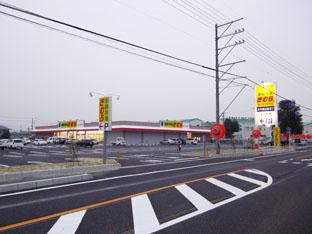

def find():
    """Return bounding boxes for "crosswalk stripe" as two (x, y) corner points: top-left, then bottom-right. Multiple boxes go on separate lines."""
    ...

(47, 210), (86, 234)
(227, 173), (266, 186)
(205, 178), (245, 196)
(131, 194), (159, 234)
(175, 184), (214, 211)
(244, 169), (267, 176)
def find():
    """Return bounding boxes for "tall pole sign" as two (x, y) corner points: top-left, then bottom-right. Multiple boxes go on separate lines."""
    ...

(255, 83), (278, 127)
(99, 96), (112, 164)
(99, 97), (112, 131)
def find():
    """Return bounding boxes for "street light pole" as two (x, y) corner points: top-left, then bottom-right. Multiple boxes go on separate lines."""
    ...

(89, 91), (120, 164)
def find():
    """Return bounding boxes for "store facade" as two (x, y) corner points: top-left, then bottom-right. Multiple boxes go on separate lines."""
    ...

(32, 120), (211, 145)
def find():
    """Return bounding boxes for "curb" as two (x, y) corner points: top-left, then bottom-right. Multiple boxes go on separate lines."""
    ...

(0, 174), (93, 194)
(0, 164), (121, 183)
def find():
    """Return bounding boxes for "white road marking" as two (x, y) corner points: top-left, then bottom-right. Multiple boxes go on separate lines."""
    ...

(27, 161), (52, 165)
(0, 154), (276, 198)
(7, 151), (23, 155)
(131, 169), (273, 233)
(134, 154), (150, 157)
(308, 163), (312, 167)
(3, 155), (22, 158)
(47, 210), (86, 234)
(0, 164), (9, 168)
(278, 160), (288, 164)
(27, 154), (49, 157)
(301, 158), (312, 162)
(175, 184), (213, 210)
(228, 173), (266, 186)
(206, 178), (245, 196)
(141, 160), (163, 163)
(243, 158), (254, 161)
(292, 162), (302, 165)
(29, 151), (46, 154)
(132, 194), (159, 234)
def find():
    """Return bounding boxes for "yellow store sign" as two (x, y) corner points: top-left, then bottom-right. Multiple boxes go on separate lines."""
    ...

(256, 83), (276, 108)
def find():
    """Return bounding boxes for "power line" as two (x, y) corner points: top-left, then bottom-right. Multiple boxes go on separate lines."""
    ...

(112, 0), (208, 46)
(164, 1), (312, 112)
(0, 1), (240, 78)
(0, 10), (216, 79)
(195, 0), (312, 87)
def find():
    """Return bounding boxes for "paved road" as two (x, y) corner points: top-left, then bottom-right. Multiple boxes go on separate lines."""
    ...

(0, 143), (219, 167)
(0, 149), (311, 233)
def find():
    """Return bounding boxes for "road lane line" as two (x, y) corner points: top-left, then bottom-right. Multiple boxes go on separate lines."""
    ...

(175, 184), (214, 211)
(227, 173), (266, 186)
(0, 158), (246, 198)
(206, 178), (245, 196)
(132, 194), (159, 234)
(0, 169), (243, 231)
(47, 210), (86, 234)
(3, 155), (22, 158)
(0, 164), (9, 168)
(27, 161), (52, 165)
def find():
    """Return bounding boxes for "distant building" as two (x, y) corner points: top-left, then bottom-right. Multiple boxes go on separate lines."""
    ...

(181, 118), (214, 128)
(0, 125), (10, 139)
(304, 121), (312, 134)
(182, 118), (204, 127)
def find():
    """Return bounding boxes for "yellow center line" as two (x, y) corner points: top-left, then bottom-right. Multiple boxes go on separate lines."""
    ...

(0, 168), (244, 231)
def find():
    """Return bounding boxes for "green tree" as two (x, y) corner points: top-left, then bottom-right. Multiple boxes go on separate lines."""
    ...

(278, 100), (303, 134)
(224, 118), (240, 138)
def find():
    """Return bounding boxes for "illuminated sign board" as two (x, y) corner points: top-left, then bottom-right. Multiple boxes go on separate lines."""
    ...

(58, 120), (77, 129)
(255, 83), (278, 127)
(160, 120), (183, 128)
(99, 97), (112, 131)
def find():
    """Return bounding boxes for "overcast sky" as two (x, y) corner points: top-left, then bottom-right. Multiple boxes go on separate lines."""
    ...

(0, 0), (311, 130)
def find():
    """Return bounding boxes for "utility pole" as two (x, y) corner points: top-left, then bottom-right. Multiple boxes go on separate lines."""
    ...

(215, 18), (245, 154)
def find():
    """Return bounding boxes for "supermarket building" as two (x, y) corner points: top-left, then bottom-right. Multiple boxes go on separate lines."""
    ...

(32, 120), (211, 145)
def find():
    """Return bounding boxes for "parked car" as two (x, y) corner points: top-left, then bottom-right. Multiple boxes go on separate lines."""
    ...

(294, 139), (307, 146)
(91, 139), (99, 145)
(66, 138), (79, 144)
(33, 139), (48, 145)
(186, 138), (198, 145)
(22, 138), (31, 145)
(111, 137), (126, 146)
(0, 139), (9, 150)
(6, 139), (24, 149)
(76, 139), (94, 147)
(160, 139), (176, 145)
(54, 138), (67, 144)
(47, 137), (58, 144)
(171, 138), (186, 145)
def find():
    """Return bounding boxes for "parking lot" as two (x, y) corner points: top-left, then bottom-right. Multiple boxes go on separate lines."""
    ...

(0, 143), (208, 167)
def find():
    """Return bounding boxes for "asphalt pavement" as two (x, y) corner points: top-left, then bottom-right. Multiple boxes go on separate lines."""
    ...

(0, 143), (213, 167)
(0, 149), (311, 233)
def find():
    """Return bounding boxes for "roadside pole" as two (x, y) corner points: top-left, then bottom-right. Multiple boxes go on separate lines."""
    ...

(203, 135), (206, 156)
(103, 130), (107, 164)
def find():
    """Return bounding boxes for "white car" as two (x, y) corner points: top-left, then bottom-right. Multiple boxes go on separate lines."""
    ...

(186, 138), (198, 145)
(111, 137), (126, 146)
(0, 139), (9, 150)
(22, 138), (31, 145)
(6, 139), (24, 149)
(34, 139), (48, 145)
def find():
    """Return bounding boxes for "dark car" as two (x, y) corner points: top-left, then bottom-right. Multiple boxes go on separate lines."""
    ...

(76, 139), (94, 147)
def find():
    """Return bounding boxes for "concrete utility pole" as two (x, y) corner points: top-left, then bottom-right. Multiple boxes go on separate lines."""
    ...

(215, 18), (245, 154)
